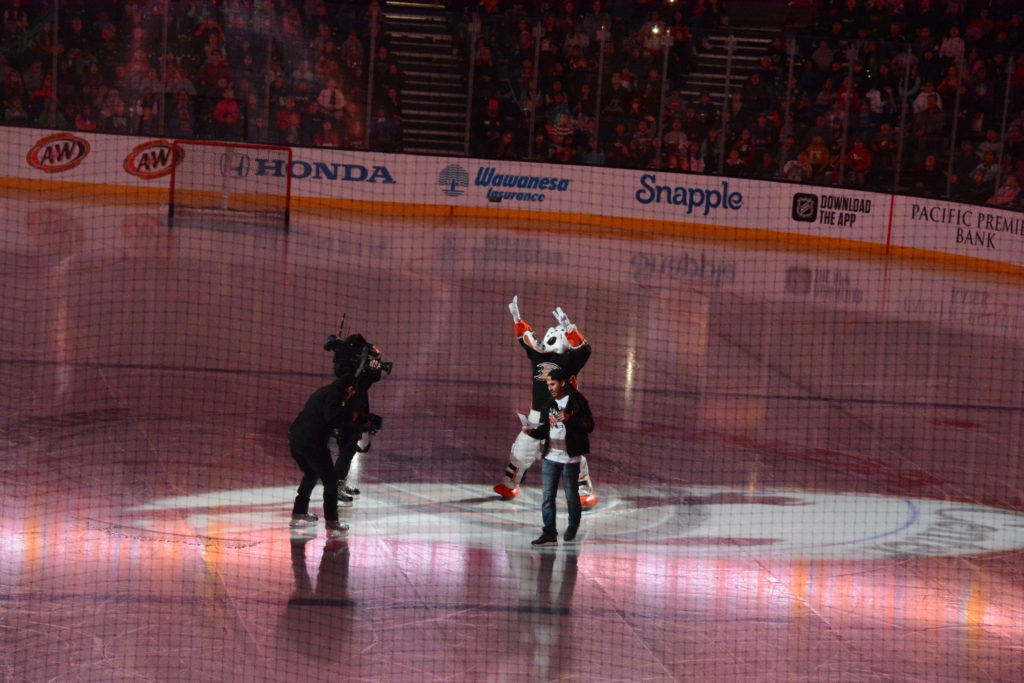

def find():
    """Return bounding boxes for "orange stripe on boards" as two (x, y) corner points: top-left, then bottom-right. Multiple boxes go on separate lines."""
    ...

(5, 177), (1024, 280)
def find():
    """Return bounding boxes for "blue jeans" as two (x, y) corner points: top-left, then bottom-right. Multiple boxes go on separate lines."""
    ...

(541, 458), (581, 535)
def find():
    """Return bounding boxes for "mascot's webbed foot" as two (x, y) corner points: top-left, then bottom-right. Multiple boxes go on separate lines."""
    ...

(493, 483), (520, 499)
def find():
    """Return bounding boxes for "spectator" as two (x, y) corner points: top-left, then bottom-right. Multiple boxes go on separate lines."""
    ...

(344, 118), (367, 151)
(167, 94), (197, 139)
(910, 154), (947, 197)
(495, 131), (519, 161)
(959, 169), (994, 204)
(804, 134), (831, 179)
(292, 60), (318, 91)
(164, 61), (197, 99)
(686, 141), (706, 174)
(369, 108), (402, 152)
(474, 43), (499, 100)
(35, 99), (66, 130)
(950, 139), (978, 187)
(663, 118), (688, 158)
(976, 129), (1002, 161)
(582, 137), (606, 165)
(741, 73), (772, 115)
(776, 135), (800, 166)
(196, 52), (234, 97)
(3, 0), (29, 39)
(4, 98), (29, 126)
(317, 77), (347, 122)
(782, 151), (815, 182)
(340, 30), (364, 70)
(731, 128), (757, 166)
(987, 176), (1021, 208)
(845, 138), (872, 187)
(212, 87), (243, 140)
(314, 119), (341, 148)
(972, 151), (1000, 185)
(938, 25), (964, 62)
(551, 130), (580, 164)
(723, 148), (748, 177)
(1006, 128), (1024, 166)
(474, 98), (508, 158)
(702, 128), (723, 173)
(100, 99), (131, 134)
(135, 104), (160, 136)
(869, 121), (899, 183)
(912, 81), (941, 114)
(753, 151), (779, 180)
(910, 93), (946, 161)
(275, 97), (301, 143)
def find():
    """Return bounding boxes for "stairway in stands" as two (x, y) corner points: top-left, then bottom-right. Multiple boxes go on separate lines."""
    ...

(678, 26), (777, 108)
(382, 0), (467, 155)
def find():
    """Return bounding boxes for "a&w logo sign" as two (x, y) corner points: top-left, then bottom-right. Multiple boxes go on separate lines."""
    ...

(27, 133), (90, 173)
(123, 140), (178, 180)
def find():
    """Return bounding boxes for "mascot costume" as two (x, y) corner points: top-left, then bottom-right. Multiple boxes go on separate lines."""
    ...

(494, 296), (598, 506)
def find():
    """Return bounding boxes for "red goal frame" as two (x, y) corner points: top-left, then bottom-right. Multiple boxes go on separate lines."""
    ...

(168, 140), (292, 231)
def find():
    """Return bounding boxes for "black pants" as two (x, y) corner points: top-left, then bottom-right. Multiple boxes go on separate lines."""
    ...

(290, 437), (340, 522)
(334, 391), (370, 481)
(334, 435), (360, 481)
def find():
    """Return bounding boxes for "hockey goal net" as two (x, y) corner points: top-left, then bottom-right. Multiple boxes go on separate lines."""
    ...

(168, 140), (292, 230)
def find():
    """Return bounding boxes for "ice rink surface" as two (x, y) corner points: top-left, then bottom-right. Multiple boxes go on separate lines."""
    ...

(2, 201), (1024, 681)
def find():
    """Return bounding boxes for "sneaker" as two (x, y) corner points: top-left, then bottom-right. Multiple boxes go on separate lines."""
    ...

(563, 527), (578, 542)
(580, 493), (598, 507)
(337, 483), (355, 507)
(531, 532), (558, 546)
(325, 520), (349, 538)
(289, 513), (318, 528)
(494, 483), (519, 499)
(342, 484), (360, 496)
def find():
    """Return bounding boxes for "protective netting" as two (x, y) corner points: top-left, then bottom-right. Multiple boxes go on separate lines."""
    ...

(2, 2), (1024, 682)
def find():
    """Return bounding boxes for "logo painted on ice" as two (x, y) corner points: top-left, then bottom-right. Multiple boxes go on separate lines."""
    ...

(26, 133), (90, 173)
(438, 164), (469, 197)
(125, 484), (1024, 560)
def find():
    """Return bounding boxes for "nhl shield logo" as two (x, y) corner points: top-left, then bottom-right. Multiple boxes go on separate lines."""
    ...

(792, 193), (818, 222)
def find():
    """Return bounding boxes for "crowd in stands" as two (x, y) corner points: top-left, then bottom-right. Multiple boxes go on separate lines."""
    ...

(0, 0), (403, 152)
(1, 0), (1022, 210)
(467, 0), (1024, 209)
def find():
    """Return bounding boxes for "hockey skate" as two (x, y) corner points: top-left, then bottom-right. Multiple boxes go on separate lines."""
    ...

(289, 513), (318, 528)
(326, 520), (349, 538)
(493, 482), (519, 499)
(337, 481), (355, 507)
(578, 466), (598, 507)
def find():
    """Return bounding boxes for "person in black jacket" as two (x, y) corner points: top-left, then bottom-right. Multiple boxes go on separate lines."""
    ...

(288, 375), (380, 538)
(527, 367), (595, 547)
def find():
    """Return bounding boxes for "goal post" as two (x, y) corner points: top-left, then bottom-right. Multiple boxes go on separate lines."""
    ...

(168, 140), (292, 231)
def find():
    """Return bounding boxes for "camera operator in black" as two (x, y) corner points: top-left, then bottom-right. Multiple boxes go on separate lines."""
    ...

(325, 334), (388, 504)
(288, 374), (378, 536)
